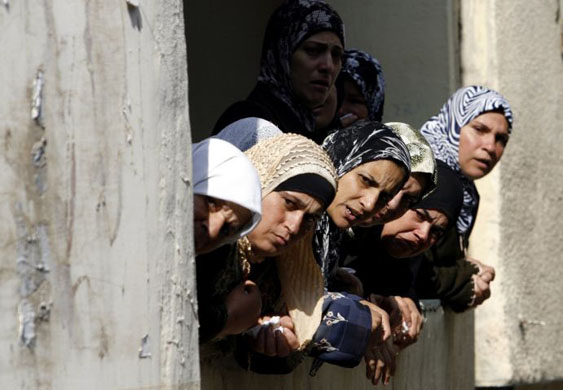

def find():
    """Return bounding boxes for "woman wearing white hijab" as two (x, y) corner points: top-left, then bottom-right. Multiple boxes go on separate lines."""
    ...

(192, 138), (262, 255)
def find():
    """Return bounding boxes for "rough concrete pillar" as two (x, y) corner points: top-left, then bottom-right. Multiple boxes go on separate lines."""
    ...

(461, 0), (563, 386)
(0, 1), (198, 389)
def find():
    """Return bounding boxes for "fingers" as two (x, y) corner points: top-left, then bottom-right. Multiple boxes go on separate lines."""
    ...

(468, 257), (496, 282)
(279, 315), (295, 331)
(373, 359), (385, 385)
(409, 308), (422, 339)
(479, 265), (496, 283)
(275, 329), (290, 357)
(404, 298), (422, 339)
(254, 326), (267, 354)
(378, 308), (392, 342)
(394, 296), (408, 319)
(364, 355), (376, 382)
(248, 315), (299, 357)
(283, 328), (299, 351)
(264, 325), (277, 357)
(472, 275), (491, 306)
(383, 365), (393, 386)
(340, 113), (359, 127)
(393, 296), (410, 328)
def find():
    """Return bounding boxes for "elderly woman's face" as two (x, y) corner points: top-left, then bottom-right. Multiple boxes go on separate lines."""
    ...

(248, 191), (324, 256)
(290, 31), (344, 110)
(380, 208), (448, 258)
(458, 111), (509, 180)
(327, 160), (406, 229)
(193, 195), (251, 255)
(247, 191), (323, 257)
(338, 78), (368, 121)
(358, 173), (428, 226)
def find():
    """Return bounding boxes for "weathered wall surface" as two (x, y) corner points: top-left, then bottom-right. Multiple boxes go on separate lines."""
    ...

(462, 0), (563, 386)
(202, 303), (474, 390)
(0, 1), (198, 389)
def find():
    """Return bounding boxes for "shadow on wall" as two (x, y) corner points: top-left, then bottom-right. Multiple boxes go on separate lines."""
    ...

(184, 0), (283, 141)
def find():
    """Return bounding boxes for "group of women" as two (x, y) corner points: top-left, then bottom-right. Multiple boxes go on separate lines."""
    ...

(192, 0), (513, 385)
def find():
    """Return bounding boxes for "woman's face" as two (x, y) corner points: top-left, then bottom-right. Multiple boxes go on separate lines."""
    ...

(313, 86), (338, 129)
(338, 78), (369, 121)
(193, 195), (252, 255)
(327, 159), (406, 229)
(458, 111), (509, 180)
(247, 190), (324, 257)
(290, 31), (344, 109)
(380, 208), (449, 258)
(358, 173), (428, 226)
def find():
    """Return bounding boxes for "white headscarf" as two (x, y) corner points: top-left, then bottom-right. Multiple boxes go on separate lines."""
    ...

(192, 138), (262, 240)
(214, 117), (282, 152)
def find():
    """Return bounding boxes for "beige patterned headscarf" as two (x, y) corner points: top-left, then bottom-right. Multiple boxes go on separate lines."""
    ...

(243, 133), (337, 349)
(386, 122), (437, 199)
(244, 133), (337, 197)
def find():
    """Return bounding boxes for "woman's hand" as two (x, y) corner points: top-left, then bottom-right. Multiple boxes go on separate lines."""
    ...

(218, 280), (262, 338)
(391, 296), (422, 348)
(471, 274), (492, 306)
(339, 113), (359, 127)
(248, 315), (299, 357)
(467, 257), (495, 283)
(359, 300), (397, 386)
(368, 295), (422, 349)
(467, 258), (495, 307)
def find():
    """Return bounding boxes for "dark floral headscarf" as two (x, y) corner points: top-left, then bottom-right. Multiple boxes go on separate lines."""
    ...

(258, 0), (345, 133)
(315, 120), (411, 283)
(420, 85), (513, 237)
(340, 49), (385, 122)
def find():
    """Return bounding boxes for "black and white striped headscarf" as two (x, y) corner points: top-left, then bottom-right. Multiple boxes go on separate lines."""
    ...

(315, 120), (411, 283)
(420, 85), (513, 237)
(258, 0), (345, 134)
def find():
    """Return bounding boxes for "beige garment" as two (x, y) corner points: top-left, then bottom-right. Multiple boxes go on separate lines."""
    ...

(275, 231), (324, 349)
(242, 133), (337, 349)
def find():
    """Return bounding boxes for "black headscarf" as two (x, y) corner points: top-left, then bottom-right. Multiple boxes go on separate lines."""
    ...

(274, 173), (336, 208)
(339, 49), (385, 122)
(315, 120), (411, 284)
(258, 0), (345, 134)
(415, 160), (464, 229)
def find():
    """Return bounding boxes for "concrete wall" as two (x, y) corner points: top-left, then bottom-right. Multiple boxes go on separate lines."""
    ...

(328, 0), (460, 128)
(186, 0), (461, 142)
(0, 1), (198, 389)
(462, 0), (563, 386)
(202, 302), (474, 390)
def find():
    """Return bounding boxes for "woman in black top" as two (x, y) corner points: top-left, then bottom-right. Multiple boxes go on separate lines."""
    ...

(213, 0), (345, 144)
